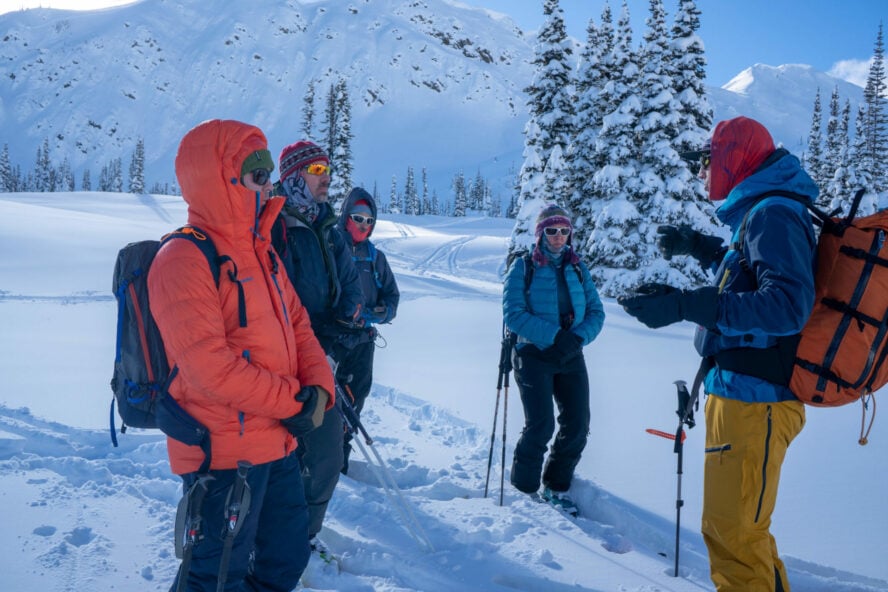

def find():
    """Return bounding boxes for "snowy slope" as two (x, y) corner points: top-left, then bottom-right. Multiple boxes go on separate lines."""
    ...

(1, 190), (887, 591)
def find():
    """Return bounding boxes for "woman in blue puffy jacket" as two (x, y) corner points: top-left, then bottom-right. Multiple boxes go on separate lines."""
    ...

(503, 204), (605, 513)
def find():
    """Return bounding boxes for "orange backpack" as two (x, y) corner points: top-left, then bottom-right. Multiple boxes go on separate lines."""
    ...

(790, 190), (885, 438)
(727, 189), (882, 443)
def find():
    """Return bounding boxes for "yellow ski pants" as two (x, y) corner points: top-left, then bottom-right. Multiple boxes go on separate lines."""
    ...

(702, 395), (805, 592)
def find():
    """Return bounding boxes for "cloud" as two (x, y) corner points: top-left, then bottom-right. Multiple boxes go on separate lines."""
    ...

(828, 58), (871, 88)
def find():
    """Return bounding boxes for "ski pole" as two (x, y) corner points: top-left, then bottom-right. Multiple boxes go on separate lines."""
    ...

(327, 357), (434, 551)
(485, 330), (512, 500)
(336, 390), (434, 551)
(672, 379), (695, 578)
(499, 358), (509, 507)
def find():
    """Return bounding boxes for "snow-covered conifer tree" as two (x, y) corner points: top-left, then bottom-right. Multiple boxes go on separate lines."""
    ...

(302, 79), (317, 138)
(510, 0), (575, 252)
(326, 78), (354, 210)
(81, 169), (91, 192)
(805, 89), (825, 191)
(629, 0), (715, 290)
(670, 0), (711, 155)
(404, 166), (418, 215)
(453, 171), (467, 217)
(581, 1), (646, 296)
(822, 86), (843, 202)
(827, 98), (853, 209)
(0, 144), (11, 192)
(128, 137), (145, 194)
(567, 9), (610, 250)
(389, 174), (401, 214)
(863, 23), (887, 191)
(421, 167), (429, 215)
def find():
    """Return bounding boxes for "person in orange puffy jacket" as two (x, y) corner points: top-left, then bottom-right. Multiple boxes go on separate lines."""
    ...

(148, 119), (335, 592)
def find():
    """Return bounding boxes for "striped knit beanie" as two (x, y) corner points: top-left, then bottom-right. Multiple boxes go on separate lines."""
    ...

(278, 140), (329, 182)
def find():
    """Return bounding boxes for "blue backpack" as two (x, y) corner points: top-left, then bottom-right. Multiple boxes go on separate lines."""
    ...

(110, 226), (233, 472)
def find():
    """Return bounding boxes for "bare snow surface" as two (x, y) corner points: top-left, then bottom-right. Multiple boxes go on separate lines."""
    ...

(1, 191), (887, 591)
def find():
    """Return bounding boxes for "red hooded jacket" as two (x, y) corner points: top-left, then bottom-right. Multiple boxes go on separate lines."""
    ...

(148, 119), (334, 474)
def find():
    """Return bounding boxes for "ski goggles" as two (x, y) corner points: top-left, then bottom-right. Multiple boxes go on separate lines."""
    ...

(700, 153), (711, 170)
(304, 162), (331, 176)
(544, 227), (571, 236)
(350, 214), (375, 225)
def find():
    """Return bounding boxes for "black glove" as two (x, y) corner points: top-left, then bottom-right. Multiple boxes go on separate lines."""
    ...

(281, 386), (328, 437)
(618, 283), (719, 329)
(553, 329), (583, 358)
(656, 225), (725, 268)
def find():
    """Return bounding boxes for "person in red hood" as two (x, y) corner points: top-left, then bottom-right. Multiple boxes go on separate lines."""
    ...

(620, 116), (818, 591)
(148, 119), (335, 591)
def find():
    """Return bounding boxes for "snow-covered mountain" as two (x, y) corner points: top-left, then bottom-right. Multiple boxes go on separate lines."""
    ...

(0, 0), (864, 196)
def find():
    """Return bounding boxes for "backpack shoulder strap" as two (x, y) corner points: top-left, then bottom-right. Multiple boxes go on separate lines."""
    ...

(522, 252), (534, 292)
(161, 226), (222, 287)
(162, 225), (247, 328)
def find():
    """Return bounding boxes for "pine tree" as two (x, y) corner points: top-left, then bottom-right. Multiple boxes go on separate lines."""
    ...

(818, 85), (848, 204)
(431, 188), (440, 216)
(827, 98), (853, 209)
(403, 166), (418, 215)
(863, 23), (888, 190)
(0, 144), (11, 192)
(568, 9), (611, 249)
(389, 174), (400, 214)
(128, 137), (145, 194)
(582, 1), (646, 297)
(805, 88), (825, 191)
(110, 157), (123, 193)
(302, 79), (317, 138)
(34, 138), (53, 192)
(469, 169), (486, 211)
(452, 170), (467, 217)
(670, 0), (711, 154)
(421, 167), (429, 215)
(58, 158), (74, 191)
(510, 0), (576, 252)
(81, 169), (91, 191)
(626, 0), (713, 291)
(328, 78), (354, 209)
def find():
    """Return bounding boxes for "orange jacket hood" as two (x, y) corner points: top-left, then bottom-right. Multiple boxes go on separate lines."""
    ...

(175, 119), (283, 239)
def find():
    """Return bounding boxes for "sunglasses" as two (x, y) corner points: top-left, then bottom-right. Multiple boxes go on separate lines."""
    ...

(350, 214), (375, 225)
(701, 153), (711, 170)
(250, 168), (271, 186)
(304, 163), (331, 176)
(544, 227), (571, 236)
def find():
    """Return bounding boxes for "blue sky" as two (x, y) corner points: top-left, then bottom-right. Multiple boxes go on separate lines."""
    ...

(3, 0), (886, 87)
(459, 0), (885, 87)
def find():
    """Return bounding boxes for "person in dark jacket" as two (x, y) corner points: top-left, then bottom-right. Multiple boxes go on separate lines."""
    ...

(335, 187), (400, 474)
(619, 116), (818, 592)
(270, 139), (363, 560)
(503, 204), (605, 516)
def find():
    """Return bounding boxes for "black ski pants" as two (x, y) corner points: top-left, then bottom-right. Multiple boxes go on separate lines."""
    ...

(510, 346), (590, 494)
(297, 405), (345, 538)
(170, 452), (309, 592)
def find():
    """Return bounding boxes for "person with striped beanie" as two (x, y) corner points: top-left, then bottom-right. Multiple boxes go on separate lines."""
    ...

(270, 139), (363, 564)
